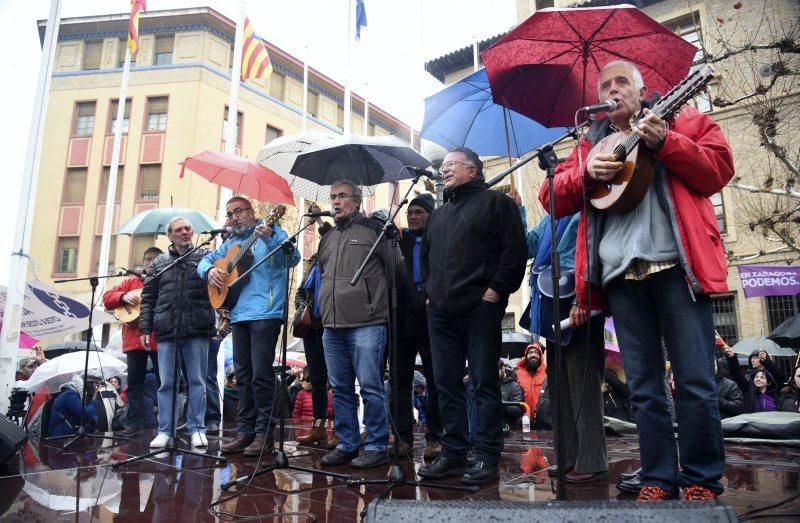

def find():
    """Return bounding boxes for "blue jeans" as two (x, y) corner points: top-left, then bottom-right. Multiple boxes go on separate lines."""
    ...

(156, 337), (208, 435)
(232, 319), (281, 435)
(427, 300), (505, 465)
(323, 324), (388, 452)
(606, 266), (725, 494)
(205, 338), (221, 425)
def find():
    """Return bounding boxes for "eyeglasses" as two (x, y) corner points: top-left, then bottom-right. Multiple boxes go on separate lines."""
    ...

(406, 209), (428, 216)
(440, 160), (474, 171)
(330, 193), (355, 201)
(225, 207), (252, 218)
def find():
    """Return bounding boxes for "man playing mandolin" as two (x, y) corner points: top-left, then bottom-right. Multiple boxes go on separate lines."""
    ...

(199, 197), (300, 456)
(103, 246), (162, 438)
(539, 60), (734, 501)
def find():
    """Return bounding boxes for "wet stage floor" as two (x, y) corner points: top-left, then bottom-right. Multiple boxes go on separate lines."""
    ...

(1, 422), (798, 521)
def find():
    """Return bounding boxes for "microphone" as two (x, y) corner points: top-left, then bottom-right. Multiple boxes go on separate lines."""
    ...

(304, 210), (334, 218)
(200, 227), (232, 235)
(404, 166), (434, 178)
(117, 267), (141, 277)
(578, 99), (617, 114)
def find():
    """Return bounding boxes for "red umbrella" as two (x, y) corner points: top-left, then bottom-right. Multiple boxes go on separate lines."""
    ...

(481, 4), (699, 127)
(180, 150), (295, 205)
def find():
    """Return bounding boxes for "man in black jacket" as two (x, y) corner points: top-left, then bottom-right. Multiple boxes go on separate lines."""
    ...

(418, 147), (527, 486)
(714, 358), (745, 419)
(139, 217), (214, 450)
(394, 193), (443, 460)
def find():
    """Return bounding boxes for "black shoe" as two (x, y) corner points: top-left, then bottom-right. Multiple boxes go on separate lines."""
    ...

(617, 475), (643, 494)
(417, 456), (469, 480)
(117, 426), (141, 438)
(546, 464), (574, 478)
(320, 447), (359, 467)
(618, 467), (642, 482)
(466, 448), (477, 465)
(462, 460), (499, 486)
(351, 450), (390, 469)
(206, 422), (220, 434)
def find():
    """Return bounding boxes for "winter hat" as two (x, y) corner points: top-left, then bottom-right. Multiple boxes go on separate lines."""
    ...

(412, 370), (427, 389)
(525, 344), (543, 358)
(409, 193), (434, 214)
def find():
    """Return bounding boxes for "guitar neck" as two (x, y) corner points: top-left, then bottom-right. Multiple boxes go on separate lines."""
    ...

(228, 221), (264, 269)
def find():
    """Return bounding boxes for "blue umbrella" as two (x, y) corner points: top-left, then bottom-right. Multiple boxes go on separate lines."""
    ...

(421, 68), (566, 158)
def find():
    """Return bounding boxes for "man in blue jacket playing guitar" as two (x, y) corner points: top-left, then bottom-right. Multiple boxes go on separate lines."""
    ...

(199, 196), (300, 455)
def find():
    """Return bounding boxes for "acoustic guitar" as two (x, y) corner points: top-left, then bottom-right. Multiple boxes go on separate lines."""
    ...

(208, 205), (286, 310)
(589, 65), (715, 214)
(114, 288), (142, 324)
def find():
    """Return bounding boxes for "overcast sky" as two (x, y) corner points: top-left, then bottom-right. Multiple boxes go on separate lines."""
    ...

(0, 0), (516, 285)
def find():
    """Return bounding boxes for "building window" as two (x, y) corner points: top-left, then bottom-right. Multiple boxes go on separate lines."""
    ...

(118, 39), (136, 68)
(99, 167), (123, 204)
(131, 235), (158, 272)
(670, 16), (705, 64)
(265, 124), (283, 145)
(222, 106), (243, 147)
(57, 238), (79, 273)
(154, 35), (174, 65)
(108, 99), (131, 134)
(138, 165), (161, 200)
(82, 40), (102, 70)
(269, 71), (285, 100)
(307, 91), (319, 117)
(368, 122), (375, 136)
(710, 192), (726, 233)
(74, 102), (96, 136)
(766, 295), (800, 332)
(146, 97), (168, 131)
(63, 168), (88, 203)
(711, 293), (739, 346)
(337, 105), (344, 130)
(91, 236), (116, 275)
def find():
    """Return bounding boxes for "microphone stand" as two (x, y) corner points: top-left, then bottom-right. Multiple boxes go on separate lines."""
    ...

(113, 234), (226, 469)
(221, 219), (352, 491)
(345, 172), (477, 505)
(47, 273), (131, 449)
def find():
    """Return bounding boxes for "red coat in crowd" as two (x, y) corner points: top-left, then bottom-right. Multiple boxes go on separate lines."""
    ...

(102, 276), (157, 351)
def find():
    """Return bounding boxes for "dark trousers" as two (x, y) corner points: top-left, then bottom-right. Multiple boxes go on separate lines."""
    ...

(125, 349), (159, 430)
(545, 317), (608, 473)
(205, 337), (221, 425)
(395, 334), (443, 444)
(427, 300), (505, 464)
(303, 327), (329, 420)
(606, 266), (725, 494)
(232, 319), (281, 435)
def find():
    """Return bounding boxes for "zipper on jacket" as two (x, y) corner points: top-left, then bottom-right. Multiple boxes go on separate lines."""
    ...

(364, 279), (373, 306)
(332, 230), (341, 327)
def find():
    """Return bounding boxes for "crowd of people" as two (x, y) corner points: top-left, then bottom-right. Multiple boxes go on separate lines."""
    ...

(16, 58), (800, 503)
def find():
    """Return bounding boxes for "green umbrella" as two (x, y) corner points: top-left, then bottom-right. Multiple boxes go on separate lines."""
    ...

(731, 335), (796, 357)
(114, 207), (219, 236)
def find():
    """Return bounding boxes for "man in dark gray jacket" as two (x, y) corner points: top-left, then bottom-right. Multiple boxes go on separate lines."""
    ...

(317, 179), (404, 469)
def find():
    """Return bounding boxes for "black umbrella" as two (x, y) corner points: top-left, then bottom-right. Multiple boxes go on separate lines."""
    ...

(767, 313), (800, 349)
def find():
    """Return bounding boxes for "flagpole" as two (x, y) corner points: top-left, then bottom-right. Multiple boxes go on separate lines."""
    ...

(220, 0), (246, 225)
(0, 0), (62, 414)
(343, 0), (354, 135)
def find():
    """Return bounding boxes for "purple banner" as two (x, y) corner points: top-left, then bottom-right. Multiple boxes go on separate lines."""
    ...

(738, 264), (800, 298)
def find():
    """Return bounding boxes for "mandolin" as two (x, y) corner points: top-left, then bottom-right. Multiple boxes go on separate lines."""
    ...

(589, 65), (715, 214)
(113, 288), (142, 324)
(208, 205), (286, 310)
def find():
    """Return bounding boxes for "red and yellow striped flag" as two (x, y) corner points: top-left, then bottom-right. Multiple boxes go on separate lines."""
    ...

(127, 0), (146, 56)
(241, 17), (274, 81)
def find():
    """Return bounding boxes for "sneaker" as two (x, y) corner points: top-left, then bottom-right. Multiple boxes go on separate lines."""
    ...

(243, 434), (274, 457)
(191, 432), (208, 448)
(637, 486), (677, 502)
(423, 440), (442, 460)
(150, 433), (170, 449)
(418, 455), (469, 480)
(221, 433), (255, 454)
(682, 485), (718, 501)
(351, 450), (390, 469)
(320, 447), (359, 467)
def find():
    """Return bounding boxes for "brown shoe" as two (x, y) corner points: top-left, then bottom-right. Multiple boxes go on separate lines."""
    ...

(325, 433), (340, 450)
(423, 440), (442, 460)
(243, 434), (274, 457)
(221, 433), (255, 454)
(297, 419), (328, 447)
(388, 440), (413, 458)
(565, 470), (608, 484)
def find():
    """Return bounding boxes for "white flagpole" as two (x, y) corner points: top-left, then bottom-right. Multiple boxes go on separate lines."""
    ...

(0, 0), (62, 413)
(343, 0), (353, 135)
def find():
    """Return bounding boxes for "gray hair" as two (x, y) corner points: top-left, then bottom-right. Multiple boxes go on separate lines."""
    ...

(331, 179), (362, 209)
(598, 60), (645, 97)
(166, 216), (193, 234)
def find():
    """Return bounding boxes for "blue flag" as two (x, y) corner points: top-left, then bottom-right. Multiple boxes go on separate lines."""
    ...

(355, 0), (367, 40)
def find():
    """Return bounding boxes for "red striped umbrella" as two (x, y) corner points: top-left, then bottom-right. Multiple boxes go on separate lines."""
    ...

(180, 150), (294, 205)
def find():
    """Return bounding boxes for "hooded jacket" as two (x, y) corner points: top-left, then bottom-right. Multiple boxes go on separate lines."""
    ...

(715, 358), (745, 418)
(422, 179), (528, 315)
(726, 354), (780, 413)
(516, 352), (547, 419)
(539, 106), (734, 309)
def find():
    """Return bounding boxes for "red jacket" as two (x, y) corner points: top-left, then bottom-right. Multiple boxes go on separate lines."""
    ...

(539, 107), (734, 309)
(103, 276), (157, 352)
(293, 388), (314, 420)
(516, 357), (547, 418)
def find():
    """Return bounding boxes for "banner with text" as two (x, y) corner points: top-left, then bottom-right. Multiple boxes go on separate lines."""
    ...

(737, 264), (800, 299)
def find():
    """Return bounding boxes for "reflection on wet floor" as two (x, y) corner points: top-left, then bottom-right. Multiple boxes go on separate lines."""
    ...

(0, 422), (798, 521)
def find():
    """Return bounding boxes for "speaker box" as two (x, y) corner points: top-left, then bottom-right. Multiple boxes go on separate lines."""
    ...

(0, 416), (28, 465)
(365, 500), (738, 522)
